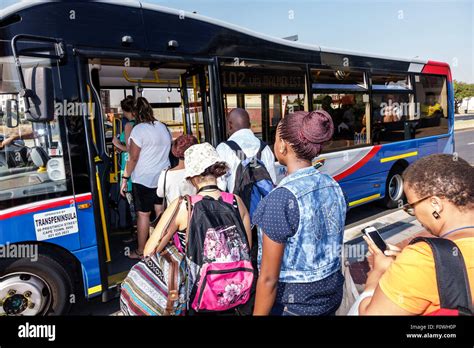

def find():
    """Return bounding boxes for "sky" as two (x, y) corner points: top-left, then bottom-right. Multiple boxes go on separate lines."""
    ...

(1, 0), (473, 82)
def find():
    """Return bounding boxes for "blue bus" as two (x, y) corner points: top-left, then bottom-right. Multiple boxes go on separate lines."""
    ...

(0, 1), (454, 315)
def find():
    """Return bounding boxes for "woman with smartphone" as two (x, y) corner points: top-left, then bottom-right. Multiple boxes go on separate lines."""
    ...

(355, 154), (474, 315)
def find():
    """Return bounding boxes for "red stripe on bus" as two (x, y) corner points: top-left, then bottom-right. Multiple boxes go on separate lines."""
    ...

(333, 145), (381, 182)
(0, 193), (92, 220)
(422, 61), (452, 82)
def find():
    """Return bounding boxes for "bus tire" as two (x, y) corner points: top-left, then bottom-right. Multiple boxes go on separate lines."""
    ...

(382, 166), (405, 209)
(0, 254), (73, 316)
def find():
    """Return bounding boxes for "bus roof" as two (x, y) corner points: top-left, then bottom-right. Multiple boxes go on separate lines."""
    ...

(1, 1), (433, 69)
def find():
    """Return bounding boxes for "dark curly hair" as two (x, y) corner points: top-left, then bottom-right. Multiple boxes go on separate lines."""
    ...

(278, 110), (334, 161)
(201, 162), (229, 178)
(403, 154), (474, 210)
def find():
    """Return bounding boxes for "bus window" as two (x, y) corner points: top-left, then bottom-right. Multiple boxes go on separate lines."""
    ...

(268, 94), (305, 145)
(244, 94), (263, 139)
(224, 94), (237, 116)
(314, 93), (370, 151)
(372, 73), (411, 91)
(142, 88), (184, 140)
(414, 75), (449, 137)
(186, 74), (208, 143)
(370, 72), (416, 144)
(220, 62), (306, 148)
(371, 93), (412, 143)
(311, 68), (370, 152)
(100, 88), (133, 149)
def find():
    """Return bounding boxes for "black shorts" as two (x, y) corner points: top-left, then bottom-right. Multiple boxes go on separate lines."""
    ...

(132, 183), (163, 213)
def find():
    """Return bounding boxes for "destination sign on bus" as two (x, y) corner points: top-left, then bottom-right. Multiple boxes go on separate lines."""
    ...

(221, 68), (305, 92)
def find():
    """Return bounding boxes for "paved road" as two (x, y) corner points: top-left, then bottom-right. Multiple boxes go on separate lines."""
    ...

(70, 128), (474, 315)
(455, 113), (474, 121)
(454, 128), (474, 164)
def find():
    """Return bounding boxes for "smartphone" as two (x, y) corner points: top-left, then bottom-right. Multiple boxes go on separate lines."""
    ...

(361, 226), (387, 253)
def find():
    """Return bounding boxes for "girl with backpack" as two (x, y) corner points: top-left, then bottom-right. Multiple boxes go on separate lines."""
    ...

(144, 142), (254, 315)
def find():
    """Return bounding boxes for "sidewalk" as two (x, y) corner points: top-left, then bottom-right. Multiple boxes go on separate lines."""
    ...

(454, 113), (474, 130)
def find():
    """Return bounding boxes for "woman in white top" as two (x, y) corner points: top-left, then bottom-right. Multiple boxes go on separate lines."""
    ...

(157, 134), (198, 206)
(120, 97), (172, 259)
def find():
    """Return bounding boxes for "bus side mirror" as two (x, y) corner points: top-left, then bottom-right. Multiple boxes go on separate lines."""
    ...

(5, 99), (19, 128)
(23, 66), (54, 122)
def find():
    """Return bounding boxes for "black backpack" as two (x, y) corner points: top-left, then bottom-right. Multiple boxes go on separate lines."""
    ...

(224, 140), (274, 222)
(186, 192), (255, 315)
(409, 237), (473, 316)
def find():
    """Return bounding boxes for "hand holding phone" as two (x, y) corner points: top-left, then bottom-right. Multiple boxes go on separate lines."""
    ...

(361, 226), (387, 253)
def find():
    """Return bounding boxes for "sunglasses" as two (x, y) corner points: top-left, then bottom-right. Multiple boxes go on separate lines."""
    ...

(402, 196), (431, 216)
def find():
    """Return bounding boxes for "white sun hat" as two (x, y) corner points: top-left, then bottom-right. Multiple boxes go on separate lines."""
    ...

(184, 142), (225, 178)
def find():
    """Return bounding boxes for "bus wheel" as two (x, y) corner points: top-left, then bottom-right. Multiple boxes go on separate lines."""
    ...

(0, 255), (73, 315)
(383, 167), (405, 209)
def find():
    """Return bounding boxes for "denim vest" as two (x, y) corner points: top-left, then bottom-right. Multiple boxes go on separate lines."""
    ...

(258, 166), (347, 283)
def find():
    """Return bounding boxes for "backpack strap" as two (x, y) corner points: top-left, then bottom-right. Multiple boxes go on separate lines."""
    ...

(220, 191), (235, 205)
(188, 195), (203, 204)
(225, 140), (245, 160)
(409, 237), (472, 315)
(163, 169), (169, 209)
(256, 139), (268, 160)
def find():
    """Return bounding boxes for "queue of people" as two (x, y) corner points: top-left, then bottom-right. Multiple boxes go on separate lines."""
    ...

(117, 96), (473, 317)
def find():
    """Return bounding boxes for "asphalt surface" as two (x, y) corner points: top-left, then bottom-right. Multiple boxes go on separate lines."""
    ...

(69, 127), (474, 315)
(454, 128), (474, 165)
(456, 114), (474, 121)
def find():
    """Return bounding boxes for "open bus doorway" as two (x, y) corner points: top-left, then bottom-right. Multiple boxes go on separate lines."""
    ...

(86, 58), (212, 287)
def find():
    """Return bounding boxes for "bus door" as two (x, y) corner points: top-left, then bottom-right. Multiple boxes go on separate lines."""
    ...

(140, 65), (211, 143)
(82, 58), (215, 290)
(179, 67), (211, 143)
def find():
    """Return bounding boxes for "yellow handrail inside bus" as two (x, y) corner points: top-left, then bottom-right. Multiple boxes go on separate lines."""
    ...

(86, 85), (112, 263)
(110, 116), (122, 183)
(192, 76), (200, 142)
(122, 70), (179, 85)
(180, 77), (187, 135)
(87, 85), (98, 147)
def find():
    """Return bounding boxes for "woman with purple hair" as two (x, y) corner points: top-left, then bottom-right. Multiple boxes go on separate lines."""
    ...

(253, 110), (347, 316)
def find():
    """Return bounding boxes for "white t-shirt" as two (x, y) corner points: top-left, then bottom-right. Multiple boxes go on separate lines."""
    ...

(128, 121), (171, 188)
(216, 128), (277, 193)
(156, 168), (196, 205)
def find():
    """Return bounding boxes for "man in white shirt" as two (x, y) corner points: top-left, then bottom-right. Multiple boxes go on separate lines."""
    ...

(216, 108), (277, 193)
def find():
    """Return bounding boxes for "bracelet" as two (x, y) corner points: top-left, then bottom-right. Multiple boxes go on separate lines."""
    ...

(122, 176), (130, 180)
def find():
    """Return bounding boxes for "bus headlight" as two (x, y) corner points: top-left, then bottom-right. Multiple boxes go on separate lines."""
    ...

(46, 158), (66, 181)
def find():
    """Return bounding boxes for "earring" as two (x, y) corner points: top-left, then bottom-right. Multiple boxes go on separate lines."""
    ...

(432, 211), (440, 219)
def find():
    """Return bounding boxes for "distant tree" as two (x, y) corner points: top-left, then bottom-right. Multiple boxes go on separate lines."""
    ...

(453, 80), (474, 112)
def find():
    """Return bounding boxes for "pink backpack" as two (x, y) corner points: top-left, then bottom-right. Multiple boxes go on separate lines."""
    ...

(185, 192), (255, 314)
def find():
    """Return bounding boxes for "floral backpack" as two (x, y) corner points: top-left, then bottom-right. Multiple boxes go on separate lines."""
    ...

(185, 191), (255, 315)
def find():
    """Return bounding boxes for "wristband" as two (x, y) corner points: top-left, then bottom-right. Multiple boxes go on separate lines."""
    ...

(122, 176), (130, 180)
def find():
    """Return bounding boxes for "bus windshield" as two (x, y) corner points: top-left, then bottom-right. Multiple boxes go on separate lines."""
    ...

(0, 58), (67, 202)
